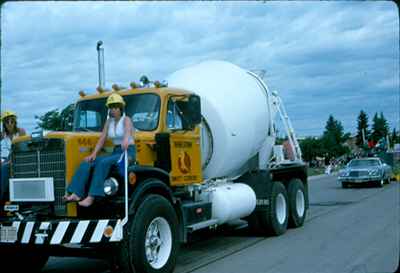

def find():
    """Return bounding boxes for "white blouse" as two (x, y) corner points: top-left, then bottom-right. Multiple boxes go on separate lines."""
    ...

(107, 115), (134, 145)
(1, 132), (20, 159)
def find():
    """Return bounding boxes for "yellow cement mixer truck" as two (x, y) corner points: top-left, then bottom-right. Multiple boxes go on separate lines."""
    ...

(0, 43), (308, 273)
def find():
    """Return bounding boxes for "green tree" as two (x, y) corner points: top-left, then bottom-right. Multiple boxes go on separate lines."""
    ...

(371, 112), (389, 142)
(35, 104), (74, 131)
(356, 110), (369, 147)
(321, 115), (348, 158)
(391, 128), (399, 147)
(299, 137), (323, 162)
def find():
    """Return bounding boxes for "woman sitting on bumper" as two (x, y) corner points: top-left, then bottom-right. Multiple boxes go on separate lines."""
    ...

(64, 93), (135, 207)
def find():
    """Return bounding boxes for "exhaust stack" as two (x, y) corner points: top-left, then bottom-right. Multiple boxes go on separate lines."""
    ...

(97, 40), (105, 89)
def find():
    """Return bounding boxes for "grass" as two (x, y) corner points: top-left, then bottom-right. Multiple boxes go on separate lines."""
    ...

(307, 167), (326, 176)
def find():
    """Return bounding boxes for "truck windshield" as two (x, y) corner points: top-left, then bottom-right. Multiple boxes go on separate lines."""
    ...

(348, 159), (379, 167)
(73, 93), (161, 132)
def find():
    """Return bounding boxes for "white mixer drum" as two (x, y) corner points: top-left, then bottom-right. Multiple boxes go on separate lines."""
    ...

(167, 61), (274, 179)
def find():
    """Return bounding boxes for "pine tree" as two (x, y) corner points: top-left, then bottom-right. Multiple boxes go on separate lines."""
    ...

(391, 128), (398, 146)
(356, 110), (369, 147)
(379, 112), (389, 137)
(321, 115), (348, 158)
(371, 113), (379, 142)
(371, 112), (390, 142)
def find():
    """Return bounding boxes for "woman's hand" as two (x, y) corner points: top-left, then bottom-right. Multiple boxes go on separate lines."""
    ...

(84, 153), (96, 162)
(122, 137), (129, 151)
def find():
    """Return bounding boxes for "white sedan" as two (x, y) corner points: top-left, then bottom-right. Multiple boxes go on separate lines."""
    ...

(338, 157), (393, 188)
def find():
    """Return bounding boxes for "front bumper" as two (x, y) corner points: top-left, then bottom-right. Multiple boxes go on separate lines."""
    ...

(338, 175), (381, 183)
(0, 218), (123, 246)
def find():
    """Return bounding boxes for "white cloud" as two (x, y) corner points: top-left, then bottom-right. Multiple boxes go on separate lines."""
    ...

(1, 1), (398, 136)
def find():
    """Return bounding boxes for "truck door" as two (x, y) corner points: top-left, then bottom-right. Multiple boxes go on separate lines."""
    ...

(166, 97), (202, 186)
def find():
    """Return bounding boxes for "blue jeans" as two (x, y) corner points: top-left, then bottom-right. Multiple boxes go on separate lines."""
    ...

(67, 145), (135, 198)
(0, 162), (10, 200)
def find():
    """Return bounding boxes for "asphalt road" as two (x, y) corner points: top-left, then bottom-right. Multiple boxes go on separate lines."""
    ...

(43, 174), (400, 273)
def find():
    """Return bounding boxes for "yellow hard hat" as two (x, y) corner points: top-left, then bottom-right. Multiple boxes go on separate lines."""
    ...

(1, 110), (16, 122)
(106, 93), (125, 107)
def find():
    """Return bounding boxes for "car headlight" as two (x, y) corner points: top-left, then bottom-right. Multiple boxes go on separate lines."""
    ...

(368, 169), (380, 176)
(339, 170), (350, 177)
(104, 177), (119, 196)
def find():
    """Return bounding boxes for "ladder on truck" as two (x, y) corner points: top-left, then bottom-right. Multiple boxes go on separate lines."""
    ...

(271, 91), (302, 162)
(247, 70), (302, 163)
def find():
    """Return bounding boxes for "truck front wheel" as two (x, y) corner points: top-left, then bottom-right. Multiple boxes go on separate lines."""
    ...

(123, 194), (179, 273)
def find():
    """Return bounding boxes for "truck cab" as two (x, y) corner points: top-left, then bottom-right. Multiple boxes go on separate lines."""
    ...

(6, 86), (203, 216)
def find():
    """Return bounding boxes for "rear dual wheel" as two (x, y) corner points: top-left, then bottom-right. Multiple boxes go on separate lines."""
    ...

(249, 181), (289, 236)
(287, 179), (307, 228)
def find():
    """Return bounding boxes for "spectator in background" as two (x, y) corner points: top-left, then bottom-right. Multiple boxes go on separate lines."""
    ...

(1, 111), (26, 200)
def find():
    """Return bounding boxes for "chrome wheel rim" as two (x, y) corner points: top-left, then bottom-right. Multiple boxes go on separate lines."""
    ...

(145, 217), (172, 269)
(296, 189), (305, 217)
(276, 193), (287, 224)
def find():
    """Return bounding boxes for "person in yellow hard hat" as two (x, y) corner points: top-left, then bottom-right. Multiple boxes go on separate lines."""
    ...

(1, 110), (26, 200)
(64, 93), (136, 207)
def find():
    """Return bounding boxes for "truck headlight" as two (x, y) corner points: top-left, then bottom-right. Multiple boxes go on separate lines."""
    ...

(104, 177), (119, 196)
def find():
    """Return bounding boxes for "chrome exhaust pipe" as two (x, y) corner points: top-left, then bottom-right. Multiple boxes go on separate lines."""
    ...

(97, 40), (105, 89)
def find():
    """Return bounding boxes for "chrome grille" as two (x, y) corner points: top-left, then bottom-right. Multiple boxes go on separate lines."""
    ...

(349, 170), (368, 177)
(11, 140), (66, 214)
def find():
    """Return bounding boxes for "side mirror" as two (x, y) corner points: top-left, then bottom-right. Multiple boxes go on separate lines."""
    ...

(187, 95), (201, 125)
(176, 95), (202, 130)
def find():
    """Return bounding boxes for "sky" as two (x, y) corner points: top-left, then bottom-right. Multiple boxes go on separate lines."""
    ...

(1, 1), (399, 137)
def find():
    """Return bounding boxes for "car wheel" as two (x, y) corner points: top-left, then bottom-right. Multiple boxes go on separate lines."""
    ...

(376, 178), (384, 188)
(342, 182), (348, 188)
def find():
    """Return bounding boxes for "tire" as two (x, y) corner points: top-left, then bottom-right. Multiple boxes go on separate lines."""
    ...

(1, 249), (48, 273)
(257, 181), (289, 236)
(341, 182), (348, 188)
(376, 178), (384, 188)
(287, 179), (307, 228)
(121, 194), (179, 273)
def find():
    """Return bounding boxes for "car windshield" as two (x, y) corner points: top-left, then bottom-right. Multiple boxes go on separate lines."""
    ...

(348, 159), (380, 168)
(73, 93), (161, 132)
